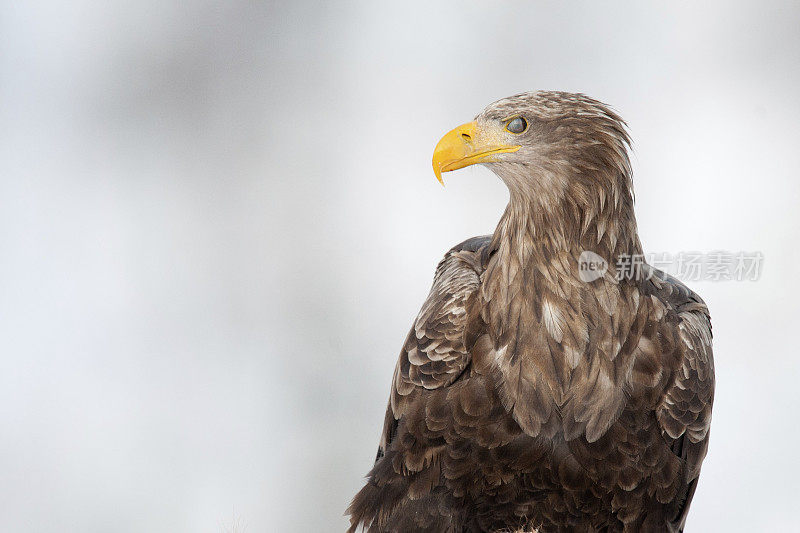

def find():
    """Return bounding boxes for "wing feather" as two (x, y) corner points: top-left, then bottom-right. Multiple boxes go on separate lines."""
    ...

(350, 237), (490, 532)
(380, 237), (488, 457)
(649, 272), (714, 453)
(647, 271), (714, 530)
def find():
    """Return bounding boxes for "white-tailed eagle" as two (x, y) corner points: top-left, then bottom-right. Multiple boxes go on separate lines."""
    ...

(348, 91), (714, 532)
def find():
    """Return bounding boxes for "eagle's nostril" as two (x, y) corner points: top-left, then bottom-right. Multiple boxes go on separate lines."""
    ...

(461, 133), (471, 142)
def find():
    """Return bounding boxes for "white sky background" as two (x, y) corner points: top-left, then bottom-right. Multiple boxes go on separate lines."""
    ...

(1, 1), (798, 531)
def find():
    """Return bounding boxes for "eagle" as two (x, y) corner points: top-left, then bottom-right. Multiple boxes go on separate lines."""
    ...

(348, 91), (714, 532)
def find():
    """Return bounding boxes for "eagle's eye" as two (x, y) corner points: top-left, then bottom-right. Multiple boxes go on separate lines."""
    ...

(505, 116), (528, 134)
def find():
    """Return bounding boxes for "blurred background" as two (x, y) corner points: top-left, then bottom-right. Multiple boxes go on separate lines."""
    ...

(1, 1), (798, 531)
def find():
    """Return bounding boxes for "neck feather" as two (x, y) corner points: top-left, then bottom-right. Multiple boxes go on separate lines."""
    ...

(487, 164), (642, 278)
(477, 167), (644, 427)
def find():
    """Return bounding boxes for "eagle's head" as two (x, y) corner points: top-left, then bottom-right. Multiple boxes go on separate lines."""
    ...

(432, 91), (634, 225)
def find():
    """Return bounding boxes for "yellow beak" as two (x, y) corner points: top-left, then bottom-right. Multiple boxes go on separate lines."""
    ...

(431, 121), (521, 184)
